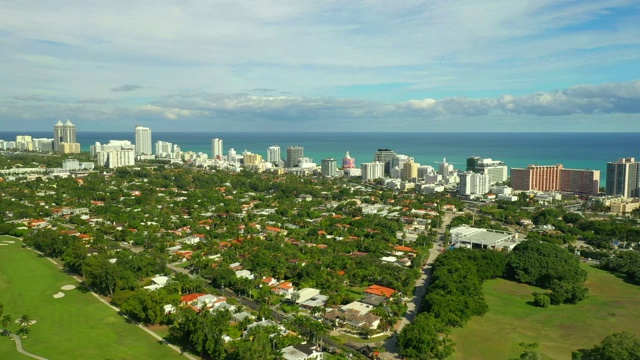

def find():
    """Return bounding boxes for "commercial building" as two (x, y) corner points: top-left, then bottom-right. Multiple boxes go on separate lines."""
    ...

(242, 151), (263, 165)
(511, 164), (600, 196)
(286, 146), (304, 168)
(606, 157), (640, 198)
(374, 148), (396, 174)
(134, 125), (152, 155)
(361, 161), (385, 181)
(450, 225), (520, 251)
(59, 142), (81, 154)
(211, 138), (223, 159)
(342, 151), (355, 169)
(559, 168), (601, 196)
(609, 198), (640, 215)
(53, 120), (77, 152)
(467, 157), (507, 184)
(401, 159), (418, 181)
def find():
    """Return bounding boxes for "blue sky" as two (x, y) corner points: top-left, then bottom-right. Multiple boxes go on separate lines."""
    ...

(0, 0), (639, 132)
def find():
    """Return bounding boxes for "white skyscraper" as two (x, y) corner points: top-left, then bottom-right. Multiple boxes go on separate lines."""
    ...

(92, 140), (136, 168)
(361, 161), (385, 181)
(227, 148), (237, 163)
(211, 138), (223, 159)
(135, 125), (152, 155)
(267, 145), (281, 164)
(155, 141), (173, 155)
(459, 171), (491, 196)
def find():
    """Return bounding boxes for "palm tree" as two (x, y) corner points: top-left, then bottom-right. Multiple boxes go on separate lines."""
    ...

(1, 314), (12, 336)
(1, 314), (12, 329)
(17, 314), (31, 327)
(16, 326), (30, 338)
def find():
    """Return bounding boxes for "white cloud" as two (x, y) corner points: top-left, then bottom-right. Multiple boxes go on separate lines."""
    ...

(0, 1), (639, 131)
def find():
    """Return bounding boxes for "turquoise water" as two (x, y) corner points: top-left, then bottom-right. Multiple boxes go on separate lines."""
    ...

(3, 132), (639, 184)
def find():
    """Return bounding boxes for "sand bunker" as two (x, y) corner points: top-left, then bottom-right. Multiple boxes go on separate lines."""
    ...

(61, 285), (76, 291)
(15, 319), (38, 324)
(53, 292), (65, 299)
(3, 240), (15, 243)
(0, 244), (7, 246)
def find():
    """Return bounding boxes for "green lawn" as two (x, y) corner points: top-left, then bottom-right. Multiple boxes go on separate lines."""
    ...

(0, 236), (182, 360)
(450, 265), (640, 360)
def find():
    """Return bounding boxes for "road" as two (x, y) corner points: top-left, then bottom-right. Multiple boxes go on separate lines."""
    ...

(378, 211), (456, 360)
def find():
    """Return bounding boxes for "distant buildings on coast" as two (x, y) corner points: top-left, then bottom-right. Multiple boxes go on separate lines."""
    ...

(2, 120), (640, 205)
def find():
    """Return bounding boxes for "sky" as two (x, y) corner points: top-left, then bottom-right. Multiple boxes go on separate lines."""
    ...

(1, 0), (639, 132)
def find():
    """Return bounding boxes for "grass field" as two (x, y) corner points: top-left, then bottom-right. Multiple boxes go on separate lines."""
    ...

(0, 235), (182, 360)
(450, 265), (640, 360)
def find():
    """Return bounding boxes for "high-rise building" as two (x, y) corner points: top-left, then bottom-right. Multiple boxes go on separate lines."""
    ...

(60, 142), (81, 154)
(466, 156), (481, 172)
(606, 157), (640, 198)
(438, 158), (455, 178)
(401, 159), (419, 181)
(342, 151), (355, 169)
(53, 120), (77, 152)
(374, 148), (396, 174)
(32, 138), (54, 152)
(459, 171), (491, 195)
(211, 138), (223, 159)
(228, 148), (237, 163)
(267, 145), (281, 164)
(92, 140), (135, 168)
(391, 154), (410, 173)
(467, 157), (508, 184)
(16, 135), (33, 151)
(560, 168), (601, 196)
(361, 161), (385, 181)
(135, 125), (152, 155)
(286, 146), (304, 168)
(155, 141), (173, 155)
(321, 158), (338, 177)
(243, 151), (263, 165)
(511, 164), (600, 195)
(511, 165), (562, 192)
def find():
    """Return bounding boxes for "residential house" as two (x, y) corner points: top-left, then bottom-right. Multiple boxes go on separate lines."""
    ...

(272, 281), (295, 298)
(364, 285), (396, 298)
(281, 343), (324, 360)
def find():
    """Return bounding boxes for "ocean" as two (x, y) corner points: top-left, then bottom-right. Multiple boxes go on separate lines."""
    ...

(2, 131), (639, 184)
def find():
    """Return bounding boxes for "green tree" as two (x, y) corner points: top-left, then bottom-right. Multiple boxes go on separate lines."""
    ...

(397, 313), (454, 360)
(532, 293), (550, 308)
(513, 342), (542, 360)
(506, 240), (588, 304)
(586, 332), (640, 360)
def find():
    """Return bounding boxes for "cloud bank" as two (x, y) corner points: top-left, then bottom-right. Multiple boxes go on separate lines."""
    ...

(2, 80), (638, 131)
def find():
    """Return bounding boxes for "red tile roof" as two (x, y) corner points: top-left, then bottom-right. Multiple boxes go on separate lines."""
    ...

(181, 293), (206, 303)
(393, 245), (417, 253)
(364, 285), (396, 298)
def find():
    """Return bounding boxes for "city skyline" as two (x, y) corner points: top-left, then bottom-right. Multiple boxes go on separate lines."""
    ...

(1, 1), (639, 132)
